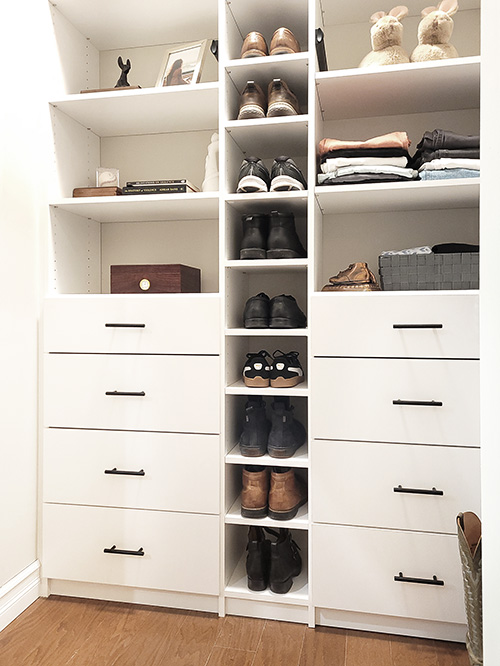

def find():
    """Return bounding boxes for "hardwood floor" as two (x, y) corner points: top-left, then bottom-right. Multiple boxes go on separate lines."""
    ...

(0, 597), (470, 666)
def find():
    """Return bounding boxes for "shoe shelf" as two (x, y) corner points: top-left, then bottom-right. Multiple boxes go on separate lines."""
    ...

(225, 116), (309, 158)
(226, 328), (308, 337)
(316, 57), (480, 121)
(50, 83), (219, 137)
(50, 192), (220, 223)
(315, 179), (480, 215)
(226, 443), (309, 468)
(226, 380), (309, 397)
(225, 551), (309, 606)
(225, 497), (309, 530)
(225, 259), (308, 271)
(226, 192), (307, 213)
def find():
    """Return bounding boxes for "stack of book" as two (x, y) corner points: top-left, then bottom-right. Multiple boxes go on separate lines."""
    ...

(122, 179), (200, 195)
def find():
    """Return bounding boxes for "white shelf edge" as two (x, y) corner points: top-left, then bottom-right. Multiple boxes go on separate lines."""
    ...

(225, 328), (309, 337)
(225, 259), (308, 270)
(225, 497), (309, 530)
(226, 381), (309, 397)
(226, 443), (309, 468)
(225, 115), (309, 131)
(312, 289), (479, 297)
(226, 52), (311, 70)
(226, 191), (308, 204)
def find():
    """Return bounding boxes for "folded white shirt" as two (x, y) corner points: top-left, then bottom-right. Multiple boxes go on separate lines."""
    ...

(321, 156), (408, 173)
(419, 158), (481, 172)
(380, 246), (433, 256)
(319, 165), (418, 179)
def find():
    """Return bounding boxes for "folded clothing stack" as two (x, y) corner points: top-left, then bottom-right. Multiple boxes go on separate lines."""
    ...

(411, 129), (480, 181)
(317, 131), (418, 185)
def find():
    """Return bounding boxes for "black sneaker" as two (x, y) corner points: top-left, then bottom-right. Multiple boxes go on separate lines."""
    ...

(270, 156), (307, 192)
(237, 157), (271, 193)
(243, 350), (271, 387)
(270, 350), (304, 388)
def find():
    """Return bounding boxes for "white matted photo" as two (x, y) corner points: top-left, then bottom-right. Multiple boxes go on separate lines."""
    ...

(156, 40), (208, 87)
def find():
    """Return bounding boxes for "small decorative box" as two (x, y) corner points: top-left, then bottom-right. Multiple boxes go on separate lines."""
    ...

(110, 264), (201, 294)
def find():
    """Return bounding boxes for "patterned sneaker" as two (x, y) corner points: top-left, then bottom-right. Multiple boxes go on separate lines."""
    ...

(243, 350), (271, 387)
(237, 157), (271, 193)
(270, 156), (307, 191)
(269, 350), (304, 388)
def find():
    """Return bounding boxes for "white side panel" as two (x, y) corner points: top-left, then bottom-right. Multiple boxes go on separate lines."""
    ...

(0, 563), (40, 633)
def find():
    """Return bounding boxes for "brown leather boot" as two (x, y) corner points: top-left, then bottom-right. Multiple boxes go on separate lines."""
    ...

(267, 79), (300, 117)
(268, 468), (307, 520)
(238, 81), (266, 120)
(269, 28), (300, 56)
(241, 466), (269, 518)
(322, 262), (381, 291)
(241, 31), (268, 59)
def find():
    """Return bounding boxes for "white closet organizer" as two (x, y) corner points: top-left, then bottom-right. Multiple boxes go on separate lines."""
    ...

(41, 0), (481, 640)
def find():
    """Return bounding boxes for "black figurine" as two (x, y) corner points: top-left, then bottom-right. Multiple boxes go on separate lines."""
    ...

(115, 56), (131, 88)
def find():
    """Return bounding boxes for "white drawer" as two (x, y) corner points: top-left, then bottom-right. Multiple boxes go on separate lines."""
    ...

(43, 429), (220, 514)
(313, 524), (465, 624)
(312, 358), (479, 446)
(311, 293), (478, 359)
(44, 354), (220, 433)
(42, 504), (219, 595)
(312, 440), (480, 533)
(44, 295), (220, 354)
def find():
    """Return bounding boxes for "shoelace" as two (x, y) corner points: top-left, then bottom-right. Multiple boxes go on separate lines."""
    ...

(246, 349), (271, 361)
(272, 349), (300, 362)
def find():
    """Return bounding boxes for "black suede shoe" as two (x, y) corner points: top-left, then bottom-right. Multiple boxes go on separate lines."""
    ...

(243, 292), (270, 328)
(267, 397), (306, 458)
(270, 156), (307, 191)
(246, 526), (271, 591)
(237, 157), (271, 193)
(269, 295), (306, 328)
(243, 350), (271, 387)
(240, 214), (269, 259)
(239, 396), (271, 457)
(267, 211), (306, 259)
(268, 528), (302, 594)
(269, 350), (304, 388)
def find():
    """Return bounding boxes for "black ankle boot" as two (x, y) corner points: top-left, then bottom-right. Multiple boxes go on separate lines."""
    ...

(268, 528), (302, 594)
(246, 526), (271, 591)
(267, 397), (306, 458)
(266, 211), (306, 259)
(239, 396), (271, 456)
(240, 214), (269, 259)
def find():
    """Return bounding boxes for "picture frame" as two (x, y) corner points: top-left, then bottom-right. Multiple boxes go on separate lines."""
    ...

(156, 40), (209, 87)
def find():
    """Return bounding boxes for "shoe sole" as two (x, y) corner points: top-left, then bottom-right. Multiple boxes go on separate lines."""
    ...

(322, 284), (381, 291)
(244, 376), (270, 388)
(266, 102), (298, 117)
(244, 318), (269, 328)
(268, 497), (307, 521)
(240, 248), (266, 259)
(269, 317), (304, 328)
(248, 578), (268, 591)
(237, 175), (268, 193)
(269, 577), (293, 594)
(269, 47), (299, 56)
(266, 249), (304, 259)
(267, 446), (299, 458)
(241, 505), (268, 518)
(270, 375), (304, 388)
(239, 446), (267, 457)
(270, 175), (304, 192)
(242, 49), (268, 58)
(238, 105), (266, 120)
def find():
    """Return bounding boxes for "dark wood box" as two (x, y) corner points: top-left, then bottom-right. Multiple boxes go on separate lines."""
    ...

(110, 264), (201, 294)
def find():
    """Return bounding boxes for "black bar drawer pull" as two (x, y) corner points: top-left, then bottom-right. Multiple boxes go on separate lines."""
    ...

(393, 324), (443, 329)
(393, 399), (443, 407)
(105, 323), (146, 328)
(104, 545), (144, 557)
(394, 572), (444, 586)
(104, 468), (145, 477)
(105, 391), (146, 397)
(394, 485), (444, 496)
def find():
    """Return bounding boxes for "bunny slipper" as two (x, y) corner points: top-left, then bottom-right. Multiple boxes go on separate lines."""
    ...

(410, 0), (459, 62)
(359, 6), (410, 67)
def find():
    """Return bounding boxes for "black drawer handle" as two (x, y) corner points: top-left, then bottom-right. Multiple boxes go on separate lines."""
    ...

(104, 468), (145, 477)
(105, 391), (146, 397)
(394, 572), (444, 586)
(104, 545), (144, 557)
(393, 324), (443, 329)
(394, 485), (444, 496)
(105, 323), (146, 328)
(393, 399), (443, 407)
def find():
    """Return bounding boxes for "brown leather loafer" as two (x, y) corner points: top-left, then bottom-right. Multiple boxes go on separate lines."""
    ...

(238, 81), (267, 120)
(269, 27), (300, 56)
(267, 79), (300, 117)
(241, 31), (268, 59)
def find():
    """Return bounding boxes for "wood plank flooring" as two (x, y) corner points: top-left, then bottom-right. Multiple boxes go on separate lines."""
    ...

(0, 597), (470, 666)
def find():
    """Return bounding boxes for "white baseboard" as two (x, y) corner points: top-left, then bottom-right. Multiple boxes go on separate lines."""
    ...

(0, 561), (40, 633)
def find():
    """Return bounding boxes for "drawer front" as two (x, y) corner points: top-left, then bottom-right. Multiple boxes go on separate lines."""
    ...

(44, 295), (220, 354)
(44, 354), (220, 433)
(311, 293), (478, 359)
(312, 440), (480, 533)
(312, 358), (479, 446)
(313, 524), (465, 624)
(43, 429), (220, 514)
(43, 504), (219, 595)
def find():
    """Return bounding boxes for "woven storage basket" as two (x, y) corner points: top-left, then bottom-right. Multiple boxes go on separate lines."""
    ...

(379, 252), (479, 291)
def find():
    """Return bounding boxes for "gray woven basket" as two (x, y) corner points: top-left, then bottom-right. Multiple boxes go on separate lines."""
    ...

(379, 252), (479, 290)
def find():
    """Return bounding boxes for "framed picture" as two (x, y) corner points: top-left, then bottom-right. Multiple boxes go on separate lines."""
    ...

(156, 40), (208, 87)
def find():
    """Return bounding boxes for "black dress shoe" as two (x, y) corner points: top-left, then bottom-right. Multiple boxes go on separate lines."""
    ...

(267, 211), (306, 259)
(243, 292), (270, 328)
(269, 294), (306, 328)
(240, 214), (269, 259)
